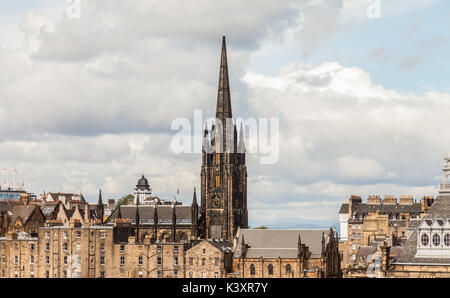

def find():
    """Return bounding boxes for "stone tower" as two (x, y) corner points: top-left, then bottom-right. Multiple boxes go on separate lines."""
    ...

(200, 36), (248, 241)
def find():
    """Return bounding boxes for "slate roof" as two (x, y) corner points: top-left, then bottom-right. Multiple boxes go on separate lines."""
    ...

(195, 239), (233, 252)
(234, 229), (328, 259)
(105, 205), (193, 225)
(394, 195), (450, 264)
(339, 204), (349, 214)
(0, 201), (14, 213)
(11, 206), (39, 224)
(349, 203), (422, 223)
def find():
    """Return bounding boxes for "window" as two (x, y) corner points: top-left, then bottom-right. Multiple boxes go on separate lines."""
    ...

(14, 271), (18, 278)
(250, 264), (255, 276)
(120, 245), (125, 252)
(138, 256), (143, 266)
(139, 271), (143, 278)
(63, 231), (68, 239)
(174, 246), (178, 254)
(421, 234), (429, 246)
(202, 258), (206, 266)
(286, 264), (292, 274)
(445, 234), (450, 246)
(433, 233), (441, 246)
(202, 271), (206, 278)
(202, 249), (206, 255)
(45, 231), (50, 239)
(101, 243), (105, 252)
(45, 271), (49, 278)
(214, 258), (220, 266)
(90, 258), (94, 265)
(30, 271), (34, 278)
(100, 256), (105, 265)
(63, 243), (68, 251)
(174, 257), (178, 266)
(189, 258), (194, 265)
(214, 272), (219, 278)
(45, 242), (50, 252)
(29, 244), (35, 251)
(120, 256), (125, 266)
(1, 256), (5, 263)
(174, 270), (178, 277)
(189, 271), (193, 278)
(46, 256), (50, 265)
(30, 256), (34, 265)
(64, 256), (68, 265)
(157, 271), (162, 278)
(157, 257), (162, 266)
(91, 245), (94, 251)
(157, 245), (162, 253)
(100, 272), (105, 278)
(268, 264), (274, 275)
(14, 256), (18, 264)
(100, 231), (105, 238)
(14, 243), (18, 250)
(76, 231), (81, 238)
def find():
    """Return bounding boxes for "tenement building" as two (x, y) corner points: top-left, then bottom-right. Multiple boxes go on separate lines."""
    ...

(339, 193), (433, 271)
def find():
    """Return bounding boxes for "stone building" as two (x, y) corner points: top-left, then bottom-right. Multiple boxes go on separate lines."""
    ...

(185, 239), (233, 278)
(383, 154), (450, 277)
(231, 228), (341, 278)
(339, 194), (432, 268)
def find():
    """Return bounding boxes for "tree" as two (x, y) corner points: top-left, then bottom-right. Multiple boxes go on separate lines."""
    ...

(116, 194), (134, 208)
(253, 226), (268, 229)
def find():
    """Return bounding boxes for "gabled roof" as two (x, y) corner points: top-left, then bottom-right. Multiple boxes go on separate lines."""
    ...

(234, 229), (328, 259)
(105, 205), (193, 225)
(11, 205), (40, 225)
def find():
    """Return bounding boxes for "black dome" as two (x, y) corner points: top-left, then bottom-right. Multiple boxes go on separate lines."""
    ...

(137, 175), (149, 187)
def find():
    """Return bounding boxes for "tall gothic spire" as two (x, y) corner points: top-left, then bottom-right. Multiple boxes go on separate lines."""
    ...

(216, 35), (232, 120)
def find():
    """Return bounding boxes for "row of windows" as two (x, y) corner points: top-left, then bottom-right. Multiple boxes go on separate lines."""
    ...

(188, 271), (220, 278)
(44, 231), (106, 239)
(249, 264), (292, 275)
(421, 233), (450, 247)
(188, 257), (220, 266)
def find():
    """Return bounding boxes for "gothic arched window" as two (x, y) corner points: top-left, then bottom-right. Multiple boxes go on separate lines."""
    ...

(250, 264), (255, 276)
(444, 234), (450, 246)
(432, 234), (441, 246)
(286, 264), (291, 274)
(268, 264), (274, 275)
(421, 234), (429, 246)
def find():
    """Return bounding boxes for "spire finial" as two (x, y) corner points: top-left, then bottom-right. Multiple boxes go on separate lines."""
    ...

(216, 35), (232, 120)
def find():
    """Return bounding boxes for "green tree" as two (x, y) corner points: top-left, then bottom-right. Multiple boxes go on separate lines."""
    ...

(116, 194), (134, 208)
(253, 226), (268, 229)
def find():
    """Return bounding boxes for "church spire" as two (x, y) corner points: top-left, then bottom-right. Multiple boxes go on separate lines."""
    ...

(216, 35), (232, 120)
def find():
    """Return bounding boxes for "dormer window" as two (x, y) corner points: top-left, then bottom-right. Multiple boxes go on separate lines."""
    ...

(444, 234), (450, 246)
(421, 234), (429, 246)
(432, 234), (441, 246)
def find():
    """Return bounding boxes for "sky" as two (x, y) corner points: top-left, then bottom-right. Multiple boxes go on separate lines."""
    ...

(0, 0), (449, 229)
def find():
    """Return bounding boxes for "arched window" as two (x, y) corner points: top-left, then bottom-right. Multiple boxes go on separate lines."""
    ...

(432, 233), (441, 246)
(268, 264), (274, 275)
(286, 264), (291, 274)
(421, 234), (429, 246)
(250, 264), (255, 276)
(444, 234), (450, 246)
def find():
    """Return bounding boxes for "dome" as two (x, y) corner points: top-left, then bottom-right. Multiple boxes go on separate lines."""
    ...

(137, 175), (149, 187)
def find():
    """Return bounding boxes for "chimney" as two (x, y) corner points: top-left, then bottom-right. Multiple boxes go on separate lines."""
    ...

(367, 195), (381, 205)
(421, 196), (434, 211)
(399, 195), (414, 205)
(348, 195), (362, 217)
(383, 195), (397, 205)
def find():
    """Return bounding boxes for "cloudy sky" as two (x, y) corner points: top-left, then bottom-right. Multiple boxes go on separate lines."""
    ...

(0, 0), (449, 229)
